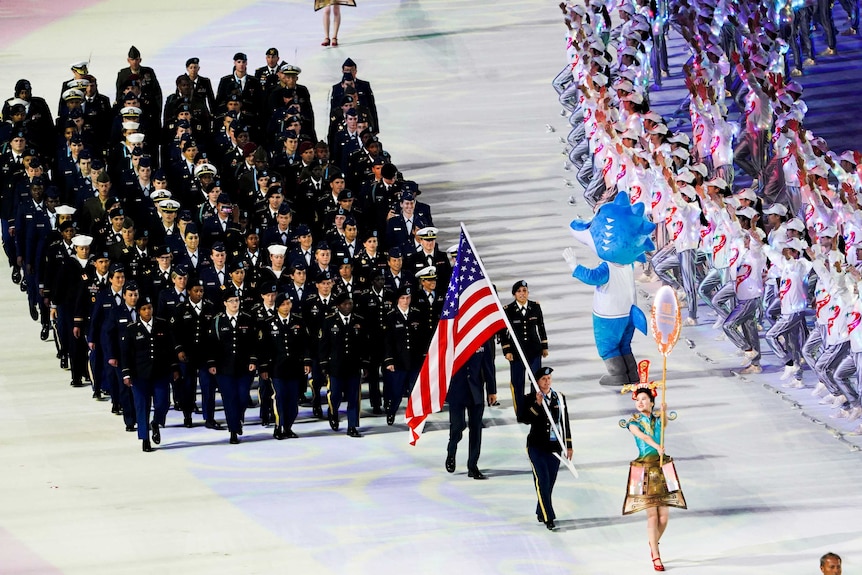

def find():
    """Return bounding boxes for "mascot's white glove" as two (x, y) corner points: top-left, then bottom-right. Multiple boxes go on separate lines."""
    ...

(562, 247), (578, 271)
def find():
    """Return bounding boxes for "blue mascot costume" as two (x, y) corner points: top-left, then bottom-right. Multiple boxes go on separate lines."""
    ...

(562, 192), (656, 386)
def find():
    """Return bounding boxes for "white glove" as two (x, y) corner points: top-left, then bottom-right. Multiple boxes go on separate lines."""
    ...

(562, 247), (578, 271)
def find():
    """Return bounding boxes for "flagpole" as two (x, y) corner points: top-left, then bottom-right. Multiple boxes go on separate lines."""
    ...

(460, 223), (578, 478)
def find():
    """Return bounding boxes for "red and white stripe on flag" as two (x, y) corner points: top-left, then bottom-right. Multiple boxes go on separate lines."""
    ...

(405, 227), (506, 445)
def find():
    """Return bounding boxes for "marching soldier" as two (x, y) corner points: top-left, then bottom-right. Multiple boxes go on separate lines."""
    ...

(259, 293), (312, 439)
(382, 285), (427, 425)
(318, 291), (368, 437)
(501, 280), (549, 421)
(121, 295), (180, 452)
(173, 277), (220, 429)
(207, 287), (258, 444)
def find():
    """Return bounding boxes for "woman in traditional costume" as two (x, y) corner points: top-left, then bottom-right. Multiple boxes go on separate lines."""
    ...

(622, 382), (686, 571)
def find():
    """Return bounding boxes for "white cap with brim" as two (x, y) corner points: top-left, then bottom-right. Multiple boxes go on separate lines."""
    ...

(706, 177), (728, 189)
(763, 204), (788, 217)
(736, 206), (758, 220)
(415, 265), (437, 280)
(785, 218), (806, 232)
(784, 238), (808, 252)
(735, 188), (756, 201)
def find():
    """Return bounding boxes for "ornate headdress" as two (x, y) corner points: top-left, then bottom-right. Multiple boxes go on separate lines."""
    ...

(621, 360), (658, 399)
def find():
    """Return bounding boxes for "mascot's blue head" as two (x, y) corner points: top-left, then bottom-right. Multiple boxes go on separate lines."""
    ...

(569, 192), (656, 265)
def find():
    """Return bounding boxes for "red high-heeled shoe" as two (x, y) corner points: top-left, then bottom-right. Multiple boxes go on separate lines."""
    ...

(331, 37), (338, 46)
(652, 556), (665, 572)
(321, 38), (331, 46)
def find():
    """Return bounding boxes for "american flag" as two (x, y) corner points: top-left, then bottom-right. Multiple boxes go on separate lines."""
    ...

(405, 225), (507, 445)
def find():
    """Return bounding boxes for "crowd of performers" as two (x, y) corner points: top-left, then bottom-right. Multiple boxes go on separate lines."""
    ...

(557, 0), (859, 569)
(0, 47), (485, 449)
(557, 0), (862, 427)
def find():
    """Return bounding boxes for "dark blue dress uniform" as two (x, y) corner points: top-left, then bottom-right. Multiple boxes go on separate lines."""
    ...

(354, 283), (393, 413)
(207, 308), (258, 441)
(318, 297), (369, 436)
(120, 312), (179, 450)
(73, 266), (109, 387)
(501, 293), (549, 421)
(382, 302), (427, 423)
(15, 195), (52, 326)
(522, 384), (571, 527)
(259, 303), (312, 438)
(250, 298), (278, 425)
(172, 296), (219, 427)
(302, 291), (337, 418)
(88, 283), (124, 400)
(104, 299), (138, 429)
(446, 340), (496, 476)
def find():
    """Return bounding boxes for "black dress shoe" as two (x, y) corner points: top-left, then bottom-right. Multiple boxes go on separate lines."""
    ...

(237, 425), (243, 436)
(445, 454), (456, 473)
(19, 279), (27, 292)
(284, 429), (299, 439)
(229, 432), (240, 444)
(11, 266), (21, 284)
(29, 305), (38, 321)
(40, 325), (50, 340)
(125, 425), (136, 432)
(150, 421), (161, 445)
(545, 520), (556, 531)
(70, 380), (84, 387)
(183, 416), (193, 428)
(142, 439), (153, 453)
(328, 409), (339, 431)
(92, 391), (101, 400)
(346, 427), (362, 438)
(467, 469), (488, 480)
(537, 515), (544, 523)
(205, 420), (224, 430)
(60, 357), (69, 370)
(372, 406), (383, 415)
(112, 404), (120, 415)
(386, 413), (395, 426)
(274, 427), (284, 440)
(312, 405), (323, 419)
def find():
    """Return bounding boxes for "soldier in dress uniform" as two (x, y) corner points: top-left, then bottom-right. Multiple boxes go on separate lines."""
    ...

(71, 245), (111, 388)
(318, 291), (369, 437)
(354, 271), (393, 415)
(303, 271), (337, 418)
(412, 265), (444, 342)
(382, 285), (427, 425)
(104, 281), (139, 430)
(216, 53), (261, 121)
(522, 367), (572, 531)
(121, 295), (180, 452)
(183, 58), (216, 115)
(87, 262), (126, 401)
(501, 280), (549, 421)
(406, 227), (451, 289)
(259, 292), (312, 439)
(207, 287), (259, 444)
(172, 277), (220, 429)
(250, 279), (279, 425)
(445, 340), (497, 479)
(354, 229), (386, 284)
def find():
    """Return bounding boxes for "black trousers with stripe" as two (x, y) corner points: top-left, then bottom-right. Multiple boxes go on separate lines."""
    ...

(528, 446), (560, 523)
